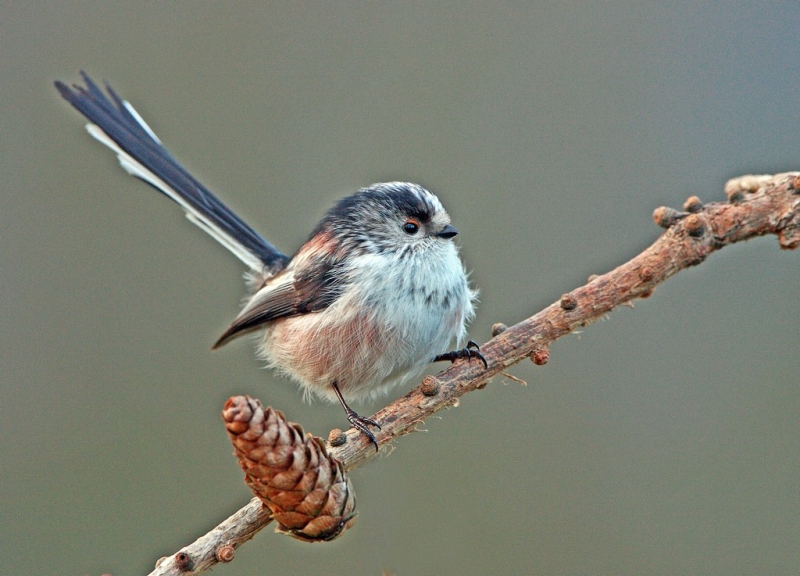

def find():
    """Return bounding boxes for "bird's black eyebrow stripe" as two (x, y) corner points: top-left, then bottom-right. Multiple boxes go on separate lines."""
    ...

(386, 186), (434, 221)
(327, 185), (433, 220)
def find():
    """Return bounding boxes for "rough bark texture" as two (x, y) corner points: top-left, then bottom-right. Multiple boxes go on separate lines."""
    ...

(148, 172), (799, 576)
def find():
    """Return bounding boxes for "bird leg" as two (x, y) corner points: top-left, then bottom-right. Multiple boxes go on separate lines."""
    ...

(332, 381), (381, 451)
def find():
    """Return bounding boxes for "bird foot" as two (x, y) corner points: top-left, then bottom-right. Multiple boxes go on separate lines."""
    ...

(345, 409), (381, 452)
(434, 340), (488, 368)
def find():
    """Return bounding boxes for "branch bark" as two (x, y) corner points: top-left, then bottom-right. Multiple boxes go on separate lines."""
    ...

(149, 172), (799, 575)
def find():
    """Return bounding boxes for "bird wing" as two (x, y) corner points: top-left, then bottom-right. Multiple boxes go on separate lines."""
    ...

(212, 253), (346, 348)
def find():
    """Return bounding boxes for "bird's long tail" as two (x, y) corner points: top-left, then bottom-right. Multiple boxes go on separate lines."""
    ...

(55, 71), (289, 274)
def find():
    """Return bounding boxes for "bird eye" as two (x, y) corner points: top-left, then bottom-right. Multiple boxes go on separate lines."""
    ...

(403, 219), (420, 235)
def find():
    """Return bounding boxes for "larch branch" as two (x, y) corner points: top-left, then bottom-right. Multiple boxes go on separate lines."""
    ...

(148, 172), (799, 576)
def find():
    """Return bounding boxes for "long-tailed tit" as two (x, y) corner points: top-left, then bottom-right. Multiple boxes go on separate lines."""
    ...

(55, 72), (485, 449)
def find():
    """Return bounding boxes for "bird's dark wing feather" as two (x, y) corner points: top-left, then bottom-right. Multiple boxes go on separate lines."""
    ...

(212, 256), (346, 348)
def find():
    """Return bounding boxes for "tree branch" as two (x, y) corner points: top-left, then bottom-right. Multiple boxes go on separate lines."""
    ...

(148, 172), (799, 575)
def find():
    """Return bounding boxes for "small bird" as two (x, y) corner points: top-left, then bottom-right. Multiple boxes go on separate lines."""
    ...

(55, 72), (485, 449)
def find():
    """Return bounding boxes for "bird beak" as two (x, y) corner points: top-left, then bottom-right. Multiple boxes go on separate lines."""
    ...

(436, 224), (459, 239)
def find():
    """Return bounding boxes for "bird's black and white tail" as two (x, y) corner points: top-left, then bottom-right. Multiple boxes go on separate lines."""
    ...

(55, 71), (289, 274)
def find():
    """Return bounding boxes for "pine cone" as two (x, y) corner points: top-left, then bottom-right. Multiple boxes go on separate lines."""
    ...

(222, 396), (357, 542)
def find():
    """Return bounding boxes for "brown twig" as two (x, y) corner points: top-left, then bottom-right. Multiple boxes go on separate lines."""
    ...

(148, 172), (798, 576)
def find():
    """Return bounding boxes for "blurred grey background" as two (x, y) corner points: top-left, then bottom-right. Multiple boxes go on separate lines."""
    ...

(2, 3), (798, 575)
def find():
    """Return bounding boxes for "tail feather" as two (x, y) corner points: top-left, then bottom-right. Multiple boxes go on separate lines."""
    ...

(55, 71), (289, 274)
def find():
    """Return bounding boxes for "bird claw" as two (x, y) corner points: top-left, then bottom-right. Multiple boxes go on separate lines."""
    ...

(346, 411), (381, 452)
(332, 381), (381, 451)
(434, 340), (488, 369)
